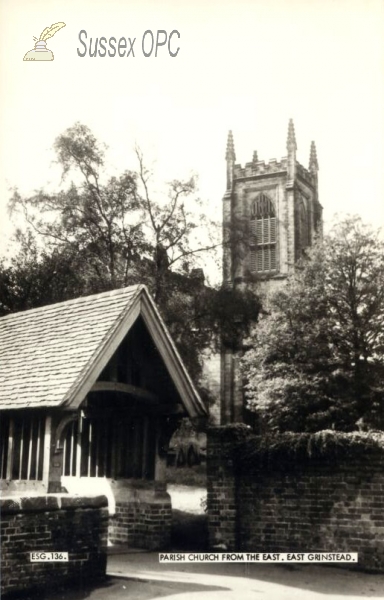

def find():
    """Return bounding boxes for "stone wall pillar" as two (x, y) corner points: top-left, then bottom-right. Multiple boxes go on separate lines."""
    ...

(207, 427), (239, 550)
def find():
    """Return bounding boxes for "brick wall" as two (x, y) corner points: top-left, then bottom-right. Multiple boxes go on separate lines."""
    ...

(1, 494), (108, 597)
(207, 427), (384, 572)
(108, 484), (172, 549)
(61, 477), (172, 550)
(207, 428), (238, 549)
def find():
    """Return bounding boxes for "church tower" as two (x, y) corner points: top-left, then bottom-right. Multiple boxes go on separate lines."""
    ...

(221, 120), (323, 423)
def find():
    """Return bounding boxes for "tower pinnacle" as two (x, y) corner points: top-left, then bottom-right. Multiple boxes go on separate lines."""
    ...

(286, 119), (297, 151)
(309, 141), (319, 172)
(225, 130), (236, 162)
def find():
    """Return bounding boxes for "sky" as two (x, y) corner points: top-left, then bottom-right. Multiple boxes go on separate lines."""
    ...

(0, 0), (383, 274)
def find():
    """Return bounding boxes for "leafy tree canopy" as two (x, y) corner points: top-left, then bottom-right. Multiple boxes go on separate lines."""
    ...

(242, 216), (384, 433)
(8, 122), (216, 295)
(1, 123), (261, 400)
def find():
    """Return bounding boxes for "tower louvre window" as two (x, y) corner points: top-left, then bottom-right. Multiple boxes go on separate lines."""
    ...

(250, 194), (277, 273)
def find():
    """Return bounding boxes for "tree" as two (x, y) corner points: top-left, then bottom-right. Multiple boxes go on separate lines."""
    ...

(9, 123), (146, 291)
(9, 123), (221, 292)
(3, 122), (264, 404)
(0, 230), (86, 315)
(4, 122), (246, 399)
(134, 146), (219, 302)
(242, 216), (384, 433)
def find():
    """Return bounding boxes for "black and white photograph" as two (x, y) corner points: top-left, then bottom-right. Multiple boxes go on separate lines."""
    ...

(1, 1), (384, 598)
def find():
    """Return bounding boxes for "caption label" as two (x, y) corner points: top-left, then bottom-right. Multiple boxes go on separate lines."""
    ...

(159, 553), (358, 563)
(30, 552), (68, 562)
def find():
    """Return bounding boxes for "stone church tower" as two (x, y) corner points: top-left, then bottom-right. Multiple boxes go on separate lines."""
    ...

(221, 119), (323, 423)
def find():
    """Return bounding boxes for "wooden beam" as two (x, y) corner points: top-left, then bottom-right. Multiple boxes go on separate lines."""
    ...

(80, 403), (185, 420)
(142, 416), (149, 478)
(91, 381), (159, 404)
(154, 421), (167, 484)
(19, 420), (24, 479)
(36, 418), (42, 479)
(55, 413), (78, 450)
(6, 418), (14, 480)
(151, 404), (185, 416)
(42, 415), (52, 487)
(76, 414), (82, 477)
(27, 418), (33, 480)
(69, 421), (75, 476)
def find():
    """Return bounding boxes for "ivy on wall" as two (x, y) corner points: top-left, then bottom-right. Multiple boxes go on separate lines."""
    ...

(210, 425), (384, 470)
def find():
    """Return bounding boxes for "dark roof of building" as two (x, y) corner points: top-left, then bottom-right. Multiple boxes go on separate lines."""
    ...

(0, 285), (206, 418)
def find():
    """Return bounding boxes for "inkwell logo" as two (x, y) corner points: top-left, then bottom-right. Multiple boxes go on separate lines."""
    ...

(23, 22), (66, 61)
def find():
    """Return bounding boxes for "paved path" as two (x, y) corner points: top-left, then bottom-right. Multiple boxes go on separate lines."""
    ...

(168, 484), (206, 514)
(108, 551), (384, 600)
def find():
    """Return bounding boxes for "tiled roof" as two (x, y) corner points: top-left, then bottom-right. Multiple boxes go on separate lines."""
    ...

(0, 286), (141, 409)
(0, 285), (206, 418)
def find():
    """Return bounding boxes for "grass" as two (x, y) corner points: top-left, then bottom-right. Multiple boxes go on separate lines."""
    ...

(166, 463), (207, 487)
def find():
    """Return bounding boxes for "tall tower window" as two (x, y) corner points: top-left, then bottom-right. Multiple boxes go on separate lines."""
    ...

(250, 194), (277, 273)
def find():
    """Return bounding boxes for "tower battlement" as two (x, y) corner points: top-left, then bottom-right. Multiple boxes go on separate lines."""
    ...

(234, 158), (288, 179)
(232, 157), (316, 188)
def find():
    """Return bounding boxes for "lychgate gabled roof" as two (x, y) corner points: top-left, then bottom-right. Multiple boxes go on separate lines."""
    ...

(0, 285), (206, 419)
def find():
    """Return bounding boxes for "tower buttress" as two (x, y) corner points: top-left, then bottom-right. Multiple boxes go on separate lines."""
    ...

(308, 140), (322, 239)
(285, 119), (297, 271)
(309, 141), (319, 174)
(286, 118), (297, 183)
(225, 130), (236, 190)
(223, 131), (235, 286)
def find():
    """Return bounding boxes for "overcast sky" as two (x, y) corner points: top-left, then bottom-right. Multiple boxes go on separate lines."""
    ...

(1, 0), (383, 265)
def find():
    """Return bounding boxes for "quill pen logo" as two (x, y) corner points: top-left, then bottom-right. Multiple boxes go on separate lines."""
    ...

(23, 22), (66, 61)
